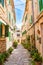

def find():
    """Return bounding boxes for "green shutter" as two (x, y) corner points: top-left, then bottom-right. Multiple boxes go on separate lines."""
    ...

(42, 0), (43, 10)
(29, 16), (32, 24)
(0, 0), (4, 7)
(0, 0), (1, 3)
(25, 14), (27, 22)
(8, 0), (10, 4)
(9, 32), (11, 41)
(9, 13), (11, 21)
(2, 0), (4, 7)
(39, 0), (43, 11)
(5, 25), (9, 37)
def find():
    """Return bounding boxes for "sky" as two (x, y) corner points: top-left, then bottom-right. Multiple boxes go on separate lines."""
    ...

(14, 0), (26, 29)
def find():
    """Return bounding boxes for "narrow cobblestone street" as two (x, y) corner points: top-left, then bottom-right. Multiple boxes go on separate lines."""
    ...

(4, 44), (31, 65)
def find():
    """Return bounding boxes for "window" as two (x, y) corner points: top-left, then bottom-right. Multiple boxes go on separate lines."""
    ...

(0, 0), (4, 7)
(17, 34), (20, 37)
(39, 0), (43, 12)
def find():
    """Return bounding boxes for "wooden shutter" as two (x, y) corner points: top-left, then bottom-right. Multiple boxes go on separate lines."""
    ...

(5, 25), (9, 37)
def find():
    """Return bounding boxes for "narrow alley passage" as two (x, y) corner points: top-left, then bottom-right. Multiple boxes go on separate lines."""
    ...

(4, 44), (31, 65)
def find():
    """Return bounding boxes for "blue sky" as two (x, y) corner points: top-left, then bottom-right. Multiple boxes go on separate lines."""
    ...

(14, 0), (26, 29)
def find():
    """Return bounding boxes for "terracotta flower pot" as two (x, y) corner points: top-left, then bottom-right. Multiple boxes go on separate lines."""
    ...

(0, 63), (2, 65)
(35, 62), (41, 65)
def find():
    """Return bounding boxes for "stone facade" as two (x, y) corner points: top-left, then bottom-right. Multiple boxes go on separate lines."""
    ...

(0, 38), (6, 53)
(22, 0), (43, 56)
(0, 0), (16, 52)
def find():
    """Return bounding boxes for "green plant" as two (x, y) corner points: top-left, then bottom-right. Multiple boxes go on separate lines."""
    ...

(3, 52), (9, 59)
(31, 60), (35, 65)
(21, 40), (31, 51)
(13, 40), (18, 48)
(0, 51), (10, 65)
(0, 53), (5, 65)
(26, 35), (30, 41)
(8, 47), (13, 54)
(32, 52), (42, 62)
(0, 47), (13, 65)
(30, 47), (38, 57)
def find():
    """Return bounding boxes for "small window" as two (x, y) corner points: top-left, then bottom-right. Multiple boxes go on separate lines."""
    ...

(17, 34), (20, 37)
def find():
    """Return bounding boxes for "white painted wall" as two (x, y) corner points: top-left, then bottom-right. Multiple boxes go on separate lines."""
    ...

(6, 37), (13, 50)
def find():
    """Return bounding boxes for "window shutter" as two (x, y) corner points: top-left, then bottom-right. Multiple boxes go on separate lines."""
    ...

(9, 13), (10, 22)
(2, 0), (4, 7)
(39, 0), (43, 11)
(42, 0), (43, 10)
(5, 25), (9, 37)
(0, 0), (4, 7)
(0, 0), (1, 3)
(25, 14), (27, 22)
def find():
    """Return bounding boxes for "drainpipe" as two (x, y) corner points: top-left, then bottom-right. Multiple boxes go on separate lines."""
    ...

(32, 0), (36, 47)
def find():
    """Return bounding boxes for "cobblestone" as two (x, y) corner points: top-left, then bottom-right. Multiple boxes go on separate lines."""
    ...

(4, 44), (31, 65)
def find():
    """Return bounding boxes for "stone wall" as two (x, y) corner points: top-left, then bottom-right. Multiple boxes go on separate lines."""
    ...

(0, 38), (6, 53)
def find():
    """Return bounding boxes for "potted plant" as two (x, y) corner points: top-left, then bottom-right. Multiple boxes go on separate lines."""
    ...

(32, 52), (42, 65)
(13, 40), (18, 48)
(0, 53), (5, 65)
(30, 47), (38, 57)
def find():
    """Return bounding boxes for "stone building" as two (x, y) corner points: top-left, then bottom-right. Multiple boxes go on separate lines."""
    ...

(14, 28), (22, 44)
(22, 0), (29, 40)
(22, 0), (43, 56)
(0, 0), (16, 53)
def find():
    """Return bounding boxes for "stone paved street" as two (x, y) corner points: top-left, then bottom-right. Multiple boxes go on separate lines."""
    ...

(4, 44), (31, 65)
